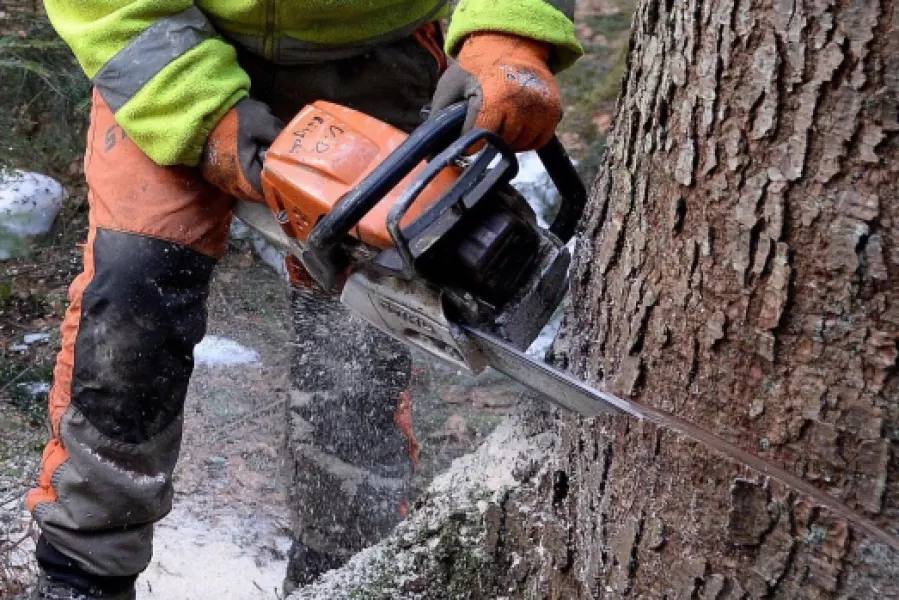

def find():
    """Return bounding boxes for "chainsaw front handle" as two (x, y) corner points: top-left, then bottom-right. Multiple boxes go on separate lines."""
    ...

(385, 128), (518, 279)
(538, 137), (586, 244)
(300, 102), (586, 290)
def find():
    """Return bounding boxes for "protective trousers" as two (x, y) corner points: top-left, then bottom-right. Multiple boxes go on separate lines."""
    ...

(28, 24), (446, 590)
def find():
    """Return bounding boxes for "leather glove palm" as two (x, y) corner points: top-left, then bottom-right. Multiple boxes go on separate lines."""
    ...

(431, 32), (562, 151)
(200, 98), (284, 204)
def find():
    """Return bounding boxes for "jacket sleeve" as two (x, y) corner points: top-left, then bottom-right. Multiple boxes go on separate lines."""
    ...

(44, 1), (250, 166)
(445, 0), (584, 72)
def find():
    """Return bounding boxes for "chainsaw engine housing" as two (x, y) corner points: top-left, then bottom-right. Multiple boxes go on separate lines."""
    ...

(259, 102), (586, 371)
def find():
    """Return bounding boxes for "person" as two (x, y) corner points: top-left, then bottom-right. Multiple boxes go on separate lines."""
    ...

(25, 1), (582, 597)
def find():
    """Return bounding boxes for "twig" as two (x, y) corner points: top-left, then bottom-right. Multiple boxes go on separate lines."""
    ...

(2, 526), (35, 553)
(0, 367), (32, 395)
(214, 398), (286, 442)
(1, 488), (30, 506)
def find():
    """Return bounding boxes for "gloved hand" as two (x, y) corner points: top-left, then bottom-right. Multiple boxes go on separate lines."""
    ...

(200, 98), (284, 204)
(431, 32), (562, 152)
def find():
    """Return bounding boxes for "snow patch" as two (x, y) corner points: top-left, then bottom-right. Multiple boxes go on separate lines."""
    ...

(512, 151), (576, 358)
(526, 305), (564, 358)
(23, 332), (50, 345)
(251, 235), (290, 281)
(511, 151), (563, 228)
(0, 171), (65, 260)
(17, 382), (50, 397)
(229, 218), (253, 241)
(7, 333), (52, 353)
(230, 218), (290, 281)
(194, 336), (260, 367)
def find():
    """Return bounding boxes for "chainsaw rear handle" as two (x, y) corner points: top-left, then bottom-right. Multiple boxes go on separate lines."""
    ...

(300, 102), (587, 290)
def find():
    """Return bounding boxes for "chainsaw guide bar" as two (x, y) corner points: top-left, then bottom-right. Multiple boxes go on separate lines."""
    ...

(463, 325), (899, 553)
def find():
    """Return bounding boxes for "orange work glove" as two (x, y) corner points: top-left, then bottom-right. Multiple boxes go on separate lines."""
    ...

(200, 98), (284, 204)
(431, 32), (562, 151)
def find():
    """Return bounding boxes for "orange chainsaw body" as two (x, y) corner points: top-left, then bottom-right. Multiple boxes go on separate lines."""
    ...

(261, 101), (459, 249)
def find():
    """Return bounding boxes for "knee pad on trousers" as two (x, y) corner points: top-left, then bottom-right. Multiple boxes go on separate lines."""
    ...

(72, 228), (215, 443)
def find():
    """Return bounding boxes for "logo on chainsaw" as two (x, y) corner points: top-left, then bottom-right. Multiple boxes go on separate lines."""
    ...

(377, 299), (437, 335)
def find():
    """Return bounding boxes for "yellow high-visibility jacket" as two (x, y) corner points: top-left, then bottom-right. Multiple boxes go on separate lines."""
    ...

(45, 0), (582, 166)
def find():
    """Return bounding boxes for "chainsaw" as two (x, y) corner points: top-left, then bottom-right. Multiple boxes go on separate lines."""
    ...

(238, 101), (584, 382)
(234, 102), (898, 552)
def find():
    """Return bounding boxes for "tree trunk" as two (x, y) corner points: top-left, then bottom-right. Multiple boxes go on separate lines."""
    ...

(289, 0), (898, 597)
(550, 0), (898, 595)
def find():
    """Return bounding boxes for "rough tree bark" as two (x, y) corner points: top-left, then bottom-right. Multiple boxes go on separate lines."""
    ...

(552, 0), (898, 594)
(289, 0), (898, 597)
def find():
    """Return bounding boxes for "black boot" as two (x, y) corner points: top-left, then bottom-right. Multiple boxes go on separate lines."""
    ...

(28, 571), (135, 600)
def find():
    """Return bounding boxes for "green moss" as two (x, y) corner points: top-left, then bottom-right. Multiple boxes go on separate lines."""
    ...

(431, 514), (487, 598)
